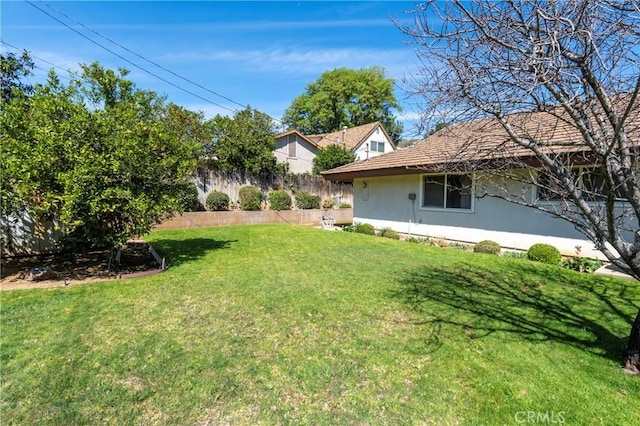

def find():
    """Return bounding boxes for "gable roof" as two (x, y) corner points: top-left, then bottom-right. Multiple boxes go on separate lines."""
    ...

(307, 121), (394, 152)
(322, 100), (640, 181)
(274, 129), (320, 149)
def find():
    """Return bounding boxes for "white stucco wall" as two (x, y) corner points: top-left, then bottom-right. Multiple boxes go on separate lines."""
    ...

(352, 174), (632, 260)
(353, 126), (394, 161)
(1, 213), (63, 256)
(274, 135), (317, 174)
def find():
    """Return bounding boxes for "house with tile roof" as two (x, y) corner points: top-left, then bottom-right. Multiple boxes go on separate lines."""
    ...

(321, 103), (640, 259)
(274, 121), (395, 174)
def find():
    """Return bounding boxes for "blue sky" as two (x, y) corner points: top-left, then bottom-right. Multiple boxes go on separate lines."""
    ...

(1, 0), (425, 137)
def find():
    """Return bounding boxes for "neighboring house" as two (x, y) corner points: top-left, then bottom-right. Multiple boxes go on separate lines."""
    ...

(274, 121), (395, 174)
(273, 130), (319, 174)
(321, 107), (639, 259)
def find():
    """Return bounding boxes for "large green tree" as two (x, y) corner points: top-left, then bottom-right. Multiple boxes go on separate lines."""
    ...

(0, 50), (34, 102)
(312, 145), (357, 175)
(207, 106), (277, 175)
(1, 62), (201, 250)
(283, 67), (403, 142)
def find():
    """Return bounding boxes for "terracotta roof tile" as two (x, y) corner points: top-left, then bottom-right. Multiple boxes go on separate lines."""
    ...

(274, 129), (320, 148)
(311, 121), (385, 151)
(322, 100), (640, 181)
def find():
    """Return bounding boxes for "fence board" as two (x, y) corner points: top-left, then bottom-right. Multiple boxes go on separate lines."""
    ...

(193, 169), (353, 208)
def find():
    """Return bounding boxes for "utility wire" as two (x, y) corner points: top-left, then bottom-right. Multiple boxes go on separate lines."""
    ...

(1, 39), (71, 77)
(26, 0), (238, 114)
(36, 0), (251, 112)
(28, 0), (284, 125)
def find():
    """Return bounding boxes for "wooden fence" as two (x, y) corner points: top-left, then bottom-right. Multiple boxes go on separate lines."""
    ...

(193, 169), (353, 208)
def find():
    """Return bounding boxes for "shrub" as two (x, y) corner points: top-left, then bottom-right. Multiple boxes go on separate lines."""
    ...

(407, 236), (428, 244)
(561, 256), (604, 273)
(239, 185), (263, 211)
(450, 242), (472, 251)
(356, 223), (375, 235)
(268, 190), (292, 211)
(180, 182), (201, 212)
(339, 202), (352, 209)
(296, 191), (320, 209)
(527, 243), (561, 265)
(503, 251), (528, 260)
(473, 240), (501, 255)
(206, 191), (230, 211)
(379, 227), (400, 240)
(342, 223), (358, 233)
(322, 198), (336, 209)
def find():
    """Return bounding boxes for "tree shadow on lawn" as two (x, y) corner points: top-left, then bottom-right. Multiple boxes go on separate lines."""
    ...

(149, 238), (237, 268)
(392, 260), (639, 364)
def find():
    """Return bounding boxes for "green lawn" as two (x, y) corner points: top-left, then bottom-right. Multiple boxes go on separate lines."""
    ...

(1, 225), (639, 425)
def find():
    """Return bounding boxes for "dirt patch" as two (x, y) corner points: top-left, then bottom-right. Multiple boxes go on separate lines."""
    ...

(1, 241), (162, 291)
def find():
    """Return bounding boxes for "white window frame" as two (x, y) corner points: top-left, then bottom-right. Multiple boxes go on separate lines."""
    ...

(370, 141), (385, 153)
(420, 173), (475, 212)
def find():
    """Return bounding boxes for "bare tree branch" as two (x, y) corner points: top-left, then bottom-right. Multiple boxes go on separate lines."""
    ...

(396, 0), (640, 373)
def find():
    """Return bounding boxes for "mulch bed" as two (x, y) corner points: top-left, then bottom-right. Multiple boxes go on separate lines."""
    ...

(1, 241), (162, 290)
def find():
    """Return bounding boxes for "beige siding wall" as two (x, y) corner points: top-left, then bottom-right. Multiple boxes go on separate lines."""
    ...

(274, 134), (317, 174)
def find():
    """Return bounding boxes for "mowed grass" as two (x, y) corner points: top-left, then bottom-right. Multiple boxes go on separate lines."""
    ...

(1, 225), (639, 425)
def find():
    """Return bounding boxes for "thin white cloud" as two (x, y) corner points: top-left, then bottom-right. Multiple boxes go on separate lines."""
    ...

(397, 110), (424, 122)
(4, 19), (398, 34)
(33, 50), (86, 73)
(5, 18), (396, 32)
(168, 46), (416, 77)
(181, 103), (237, 120)
(183, 101), (290, 126)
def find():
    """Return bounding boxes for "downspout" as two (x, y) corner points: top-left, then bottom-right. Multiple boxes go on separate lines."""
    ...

(408, 193), (417, 239)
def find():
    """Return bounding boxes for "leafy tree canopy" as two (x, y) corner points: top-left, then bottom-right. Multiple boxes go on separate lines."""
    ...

(283, 67), (403, 142)
(1, 50), (34, 102)
(312, 144), (357, 175)
(207, 106), (277, 175)
(1, 62), (202, 250)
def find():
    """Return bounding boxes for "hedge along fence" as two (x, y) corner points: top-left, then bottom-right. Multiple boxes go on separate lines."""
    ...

(192, 168), (353, 210)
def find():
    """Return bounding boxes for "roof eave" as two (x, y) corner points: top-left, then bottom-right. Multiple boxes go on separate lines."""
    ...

(321, 166), (428, 182)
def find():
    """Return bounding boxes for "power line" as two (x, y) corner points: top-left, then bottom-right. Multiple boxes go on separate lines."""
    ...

(26, 0), (238, 114)
(26, 0), (284, 125)
(36, 0), (251, 112)
(1, 39), (71, 77)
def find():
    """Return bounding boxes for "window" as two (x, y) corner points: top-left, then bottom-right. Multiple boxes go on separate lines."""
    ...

(370, 141), (385, 153)
(581, 167), (623, 201)
(287, 135), (296, 158)
(536, 166), (622, 202)
(536, 170), (573, 201)
(422, 174), (473, 210)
